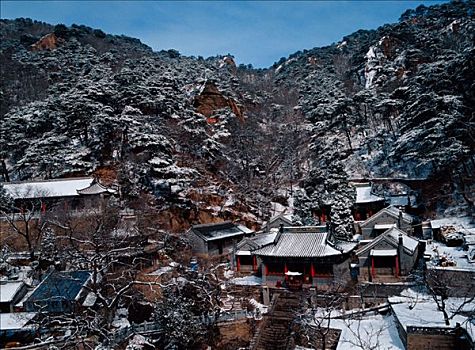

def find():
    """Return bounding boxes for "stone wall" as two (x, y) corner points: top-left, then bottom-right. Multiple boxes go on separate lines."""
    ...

(216, 319), (255, 349)
(406, 326), (473, 350)
(427, 267), (475, 297)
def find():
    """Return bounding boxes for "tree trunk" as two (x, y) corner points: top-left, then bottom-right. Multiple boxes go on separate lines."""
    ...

(1, 159), (9, 182)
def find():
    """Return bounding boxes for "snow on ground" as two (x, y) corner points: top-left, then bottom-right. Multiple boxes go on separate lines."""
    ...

(0, 281), (24, 302)
(426, 240), (474, 269)
(223, 269), (234, 279)
(126, 334), (154, 350)
(228, 275), (262, 286)
(112, 308), (130, 329)
(249, 298), (268, 314)
(0, 312), (36, 330)
(147, 266), (174, 276)
(389, 289), (475, 341)
(322, 313), (404, 350)
(430, 216), (475, 232)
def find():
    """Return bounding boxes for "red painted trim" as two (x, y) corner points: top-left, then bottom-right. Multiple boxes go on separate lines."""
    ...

(236, 256), (240, 272)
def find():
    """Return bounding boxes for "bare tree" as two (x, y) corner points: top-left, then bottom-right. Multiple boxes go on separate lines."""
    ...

(298, 290), (345, 350)
(0, 187), (51, 261)
(423, 267), (475, 326)
(342, 314), (387, 350)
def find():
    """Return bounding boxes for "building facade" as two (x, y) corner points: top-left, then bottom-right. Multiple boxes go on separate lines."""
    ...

(188, 221), (254, 256)
(252, 226), (357, 290)
(356, 227), (419, 282)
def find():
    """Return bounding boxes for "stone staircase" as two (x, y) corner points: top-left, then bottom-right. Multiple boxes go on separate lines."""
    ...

(250, 292), (303, 350)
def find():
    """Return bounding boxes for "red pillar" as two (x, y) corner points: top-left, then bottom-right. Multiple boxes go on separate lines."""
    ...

(264, 264), (268, 276)
(236, 256), (240, 272)
(395, 255), (399, 277)
(310, 263), (315, 277)
(253, 256), (257, 271)
(371, 257), (375, 279)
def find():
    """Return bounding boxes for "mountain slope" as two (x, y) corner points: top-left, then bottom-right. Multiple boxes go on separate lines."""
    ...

(1, 1), (474, 234)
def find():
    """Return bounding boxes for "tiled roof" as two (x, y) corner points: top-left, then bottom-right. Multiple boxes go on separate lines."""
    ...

(3, 177), (94, 199)
(28, 271), (91, 303)
(191, 221), (252, 241)
(355, 185), (385, 204)
(252, 232), (278, 247)
(356, 227), (419, 256)
(236, 232), (278, 251)
(253, 231), (344, 258)
(361, 205), (414, 228)
(76, 182), (116, 195)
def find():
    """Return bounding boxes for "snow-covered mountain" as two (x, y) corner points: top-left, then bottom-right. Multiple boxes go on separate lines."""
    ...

(1, 1), (474, 233)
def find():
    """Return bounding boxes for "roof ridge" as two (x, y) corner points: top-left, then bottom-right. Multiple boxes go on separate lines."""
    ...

(2, 177), (93, 185)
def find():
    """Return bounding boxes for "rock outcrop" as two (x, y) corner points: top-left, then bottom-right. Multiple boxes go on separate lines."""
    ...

(30, 33), (62, 51)
(194, 81), (243, 122)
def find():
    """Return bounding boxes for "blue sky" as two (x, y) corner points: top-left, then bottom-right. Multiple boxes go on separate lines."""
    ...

(1, 1), (447, 67)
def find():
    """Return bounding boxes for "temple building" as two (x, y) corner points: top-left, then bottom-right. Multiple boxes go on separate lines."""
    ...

(234, 231), (277, 274)
(264, 213), (293, 232)
(352, 183), (386, 221)
(188, 221), (254, 256)
(2, 177), (117, 213)
(357, 205), (415, 239)
(355, 227), (420, 282)
(251, 226), (357, 290)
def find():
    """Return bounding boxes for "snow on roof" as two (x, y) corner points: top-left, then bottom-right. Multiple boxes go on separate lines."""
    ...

(361, 206), (414, 228)
(355, 185), (384, 204)
(254, 230), (344, 258)
(389, 195), (410, 207)
(236, 224), (254, 234)
(374, 224), (397, 230)
(390, 293), (475, 341)
(321, 313), (404, 350)
(0, 312), (36, 330)
(236, 250), (251, 256)
(268, 213), (293, 225)
(385, 206), (414, 223)
(386, 227), (419, 252)
(251, 232), (278, 247)
(191, 221), (253, 242)
(371, 249), (397, 256)
(357, 227), (419, 256)
(3, 177), (94, 199)
(0, 281), (24, 303)
(76, 182), (116, 195)
(191, 221), (252, 241)
(82, 292), (97, 307)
